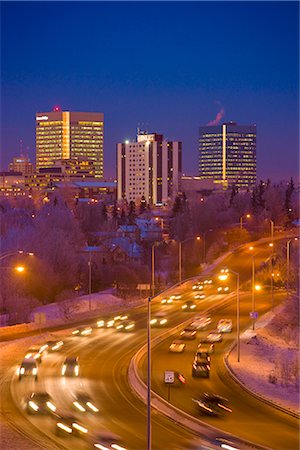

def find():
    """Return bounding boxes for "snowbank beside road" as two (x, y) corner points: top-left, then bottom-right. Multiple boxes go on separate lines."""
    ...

(227, 300), (299, 415)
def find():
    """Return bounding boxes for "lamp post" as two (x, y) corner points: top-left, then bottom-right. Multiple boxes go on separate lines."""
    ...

(88, 251), (92, 311)
(178, 236), (201, 283)
(270, 220), (274, 245)
(147, 295), (151, 450)
(269, 243), (274, 310)
(240, 213), (251, 234)
(219, 268), (240, 362)
(286, 237), (298, 293)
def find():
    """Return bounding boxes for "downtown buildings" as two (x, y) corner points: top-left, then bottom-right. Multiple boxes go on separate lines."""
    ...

(35, 110), (104, 178)
(199, 122), (256, 189)
(117, 132), (182, 205)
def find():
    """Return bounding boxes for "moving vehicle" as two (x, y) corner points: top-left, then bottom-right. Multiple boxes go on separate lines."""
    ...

(169, 340), (186, 353)
(17, 359), (38, 381)
(194, 351), (211, 364)
(180, 327), (197, 340)
(55, 415), (88, 437)
(72, 393), (99, 413)
(61, 357), (79, 377)
(192, 283), (204, 290)
(72, 326), (92, 336)
(93, 435), (128, 450)
(194, 293), (206, 299)
(217, 286), (229, 293)
(150, 314), (168, 327)
(190, 316), (212, 330)
(197, 342), (215, 354)
(115, 320), (135, 332)
(203, 332), (223, 343)
(192, 361), (210, 378)
(45, 340), (64, 352)
(182, 300), (196, 311)
(193, 392), (232, 416)
(217, 319), (233, 333)
(25, 347), (42, 363)
(25, 392), (57, 415)
(161, 297), (173, 305)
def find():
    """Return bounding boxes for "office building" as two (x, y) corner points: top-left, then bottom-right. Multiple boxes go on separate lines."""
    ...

(36, 110), (104, 177)
(117, 132), (182, 205)
(199, 122), (256, 188)
(9, 155), (34, 175)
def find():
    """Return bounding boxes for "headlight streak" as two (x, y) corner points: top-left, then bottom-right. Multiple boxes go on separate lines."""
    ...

(57, 422), (72, 433)
(46, 401), (56, 412)
(73, 401), (86, 412)
(29, 401), (39, 411)
(86, 401), (99, 412)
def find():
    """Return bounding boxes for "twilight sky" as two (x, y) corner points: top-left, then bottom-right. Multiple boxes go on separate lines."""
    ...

(1, 1), (299, 181)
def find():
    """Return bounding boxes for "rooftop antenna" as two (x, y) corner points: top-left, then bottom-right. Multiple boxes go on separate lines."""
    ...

(19, 139), (23, 156)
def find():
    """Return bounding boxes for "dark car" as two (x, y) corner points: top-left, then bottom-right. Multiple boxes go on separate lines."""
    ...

(194, 351), (211, 364)
(93, 435), (128, 449)
(180, 327), (197, 340)
(72, 392), (99, 413)
(61, 357), (79, 377)
(17, 359), (38, 381)
(45, 340), (64, 352)
(192, 361), (210, 378)
(25, 392), (57, 415)
(55, 415), (88, 437)
(193, 392), (232, 416)
(182, 300), (196, 312)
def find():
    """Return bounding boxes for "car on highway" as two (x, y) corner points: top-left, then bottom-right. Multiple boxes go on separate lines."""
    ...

(193, 392), (232, 416)
(182, 300), (196, 311)
(217, 319), (233, 333)
(169, 340), (186, 353)
(194, 293), (206, 299)
(72, 326), (93, 336)
(150, 313), (168, 327)
(61, 357), (79, 377)
(217, 286), (229, 293)
(202, 331), (223, 343)
(190, 316), (212, 330)
(180, 327), (197, 340)
(25, 346), (42, 363)
(25, 392), (57, 415)
(194, 351), (211, 364)
(161, 297), (173, 305)
(197, 342), (215, 354)
(192, 282), (204, 290)
(55, 415), (89, 438)
(72, 392), (99, 413)
(45, 340), (64, 352)
(115, 320), (135, 332)
(192, 361), (210, 378)
(17, 359), (38, 381)
(203, 279), (213, 285)
(93, 435), (128, 450)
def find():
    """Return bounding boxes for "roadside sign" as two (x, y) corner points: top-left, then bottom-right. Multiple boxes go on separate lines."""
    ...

(164, 370), (175, 384)
(250, 311), (258, 319)
(137, 284), (151, 290)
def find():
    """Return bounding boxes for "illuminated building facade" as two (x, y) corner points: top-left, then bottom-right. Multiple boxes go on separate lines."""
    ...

(199, 122), (256, 188)
(36, 111), (104, 177)
(9, 155), (34, 174)
(117, 132), (182, 204)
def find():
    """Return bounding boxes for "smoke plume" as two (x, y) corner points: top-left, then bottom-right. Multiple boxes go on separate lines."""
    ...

(207, 107), (225, 126)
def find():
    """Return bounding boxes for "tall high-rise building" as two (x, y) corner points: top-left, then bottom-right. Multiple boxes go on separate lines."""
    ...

(36, 110), (104, 178)
(199, 122), (256, 188)
(9, 155), (34, 174)
(117, 132), (182, 205)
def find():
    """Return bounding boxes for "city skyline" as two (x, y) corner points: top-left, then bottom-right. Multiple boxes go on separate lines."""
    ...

(1, 1), (299, 182)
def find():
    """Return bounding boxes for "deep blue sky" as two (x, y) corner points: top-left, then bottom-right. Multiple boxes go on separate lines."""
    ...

(1, 1), (299, 181)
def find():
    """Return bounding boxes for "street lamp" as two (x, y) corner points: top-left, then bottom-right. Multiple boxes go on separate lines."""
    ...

(218, 268), (240, 362)
(248, 246), (259, 330)
(178, 236), (201, 283)
(270, 220), (274, 245)
(240, 213), (251, 233)
(286, 238), (298, 293)
(268, 242), (275, 310)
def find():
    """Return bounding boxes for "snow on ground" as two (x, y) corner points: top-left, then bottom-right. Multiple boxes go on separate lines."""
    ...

(227, 300), (299, 414)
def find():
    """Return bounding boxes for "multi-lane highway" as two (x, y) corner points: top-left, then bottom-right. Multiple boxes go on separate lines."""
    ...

(3, 240), (299, 450)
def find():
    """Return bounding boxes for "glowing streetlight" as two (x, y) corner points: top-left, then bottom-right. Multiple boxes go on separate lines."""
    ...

(178, 237), (201, 283)
(240, 214), (251, 232)
(219, 268), (240, 362)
